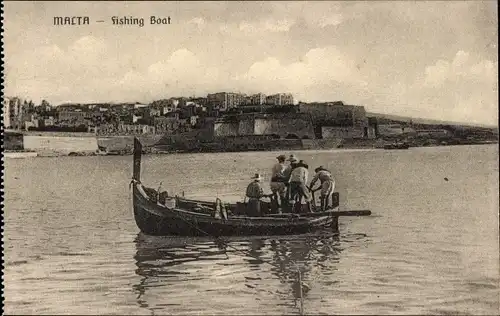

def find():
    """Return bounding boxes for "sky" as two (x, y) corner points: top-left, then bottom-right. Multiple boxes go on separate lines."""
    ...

(3, 1), (498, 126)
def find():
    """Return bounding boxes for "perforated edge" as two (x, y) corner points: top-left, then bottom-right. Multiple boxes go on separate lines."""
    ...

(0, 0), (5, 313)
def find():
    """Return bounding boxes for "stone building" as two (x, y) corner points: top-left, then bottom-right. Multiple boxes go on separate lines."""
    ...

(243, 93), (267, 106)
(207, 92), (245, 111)
(154, 116), (180, 134)
(3, 96), (11, 128)
(265, 93), (294, 106)
(299, 101), (378, 139)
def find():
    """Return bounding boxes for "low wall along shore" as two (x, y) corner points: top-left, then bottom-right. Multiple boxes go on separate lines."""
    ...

(4, 132), (164, 156)
(97, 135), (163, 150)
(23, 135), (99, 154)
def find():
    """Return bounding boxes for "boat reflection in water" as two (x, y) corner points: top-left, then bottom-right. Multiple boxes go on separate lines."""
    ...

(133, 232), (366, 314)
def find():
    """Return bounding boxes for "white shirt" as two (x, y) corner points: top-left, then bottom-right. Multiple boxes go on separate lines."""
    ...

(289, 166), (308, 183)
(271, 162), (286, 180)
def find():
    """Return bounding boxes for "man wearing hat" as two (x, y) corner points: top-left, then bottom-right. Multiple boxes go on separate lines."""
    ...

(270, 154), (288, 209)
(246, 173), (265, 216)
(283, 154), (300, 201)
(310, 166), (335, 211)
(288, 159), (311, 210)
(287, 154), (299, 164)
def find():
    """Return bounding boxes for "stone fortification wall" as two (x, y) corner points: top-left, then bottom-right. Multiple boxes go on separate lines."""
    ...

(238, 120), (254, 135)
(157, 125), (215, 146)
(23, 135), (98, 154)
(300, 103), (367, 126)
(213, 122), (239, 136)
(254, 115), (315, 139)
(352, 105), (368, 125)
(212, 113), (315, 139)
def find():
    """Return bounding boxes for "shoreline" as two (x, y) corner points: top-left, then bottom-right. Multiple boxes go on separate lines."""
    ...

(4, 141), (497, 159)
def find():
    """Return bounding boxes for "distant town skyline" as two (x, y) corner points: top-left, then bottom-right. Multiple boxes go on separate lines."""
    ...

(3, 1), (498, 126)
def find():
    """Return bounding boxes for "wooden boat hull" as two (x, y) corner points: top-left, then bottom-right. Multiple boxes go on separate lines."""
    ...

(174, 194), (340, 216)
(133, 183), (336, 236)
(130, 137), (370, 237)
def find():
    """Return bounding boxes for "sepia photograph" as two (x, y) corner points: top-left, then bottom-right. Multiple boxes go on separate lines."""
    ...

(2, 1), (499, 315)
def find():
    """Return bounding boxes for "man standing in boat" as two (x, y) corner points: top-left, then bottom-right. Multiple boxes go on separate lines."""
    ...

(246, 173), (266, 216)
(284, 154), (299, 200)
(270, 154), (288, 209)
(288, 159), (311, 211)
(309, 166), (335, 211)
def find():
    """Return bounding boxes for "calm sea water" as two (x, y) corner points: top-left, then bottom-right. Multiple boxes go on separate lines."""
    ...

(3, 145), (499, 315)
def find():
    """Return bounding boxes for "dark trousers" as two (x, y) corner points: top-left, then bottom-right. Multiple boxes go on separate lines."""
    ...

(247, 198), (261, 217)
(288, 181), (310, 202)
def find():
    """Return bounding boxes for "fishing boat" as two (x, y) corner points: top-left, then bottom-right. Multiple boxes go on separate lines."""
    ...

(131, 138), (371, 236)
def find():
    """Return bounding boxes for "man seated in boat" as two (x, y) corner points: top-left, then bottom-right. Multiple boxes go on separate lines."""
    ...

(270, 154), (289, 209)
(288, 159), (311, 211)
(246, 173), (272, 217)
(309, 166), (335, 211)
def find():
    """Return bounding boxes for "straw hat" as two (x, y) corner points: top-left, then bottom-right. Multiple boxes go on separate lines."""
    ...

(315, 165), (327, 173)
(251, 173), (262, 181)
(287, 154), (299, 163)
(299, 160), (309, 169)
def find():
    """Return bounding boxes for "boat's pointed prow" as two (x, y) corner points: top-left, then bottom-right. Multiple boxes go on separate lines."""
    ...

(133, 137), (143, 182)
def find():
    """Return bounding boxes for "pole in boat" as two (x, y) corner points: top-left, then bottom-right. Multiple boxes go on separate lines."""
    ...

(133, 137), (142, 182)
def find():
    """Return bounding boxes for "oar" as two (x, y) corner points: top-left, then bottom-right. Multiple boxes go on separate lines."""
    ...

(263, 210), (372, 218)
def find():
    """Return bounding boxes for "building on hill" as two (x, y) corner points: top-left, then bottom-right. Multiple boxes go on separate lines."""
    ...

(265, 93), (294, 106)
(7, 97), (25, 129)
(189, 97), (208, 106)
(154, 116), (180, 134)
(3, 97), (11, 128)
(117, 124), (155, 135)
(58, 110), (86, 126)
(242, 93), (266, 106)
(207, 92), (245, 111)
(56, 103), (86, 112)
(133, 102), (149, 109)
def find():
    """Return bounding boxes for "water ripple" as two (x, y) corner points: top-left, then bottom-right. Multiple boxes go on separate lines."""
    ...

(3, 146), (499, 315)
